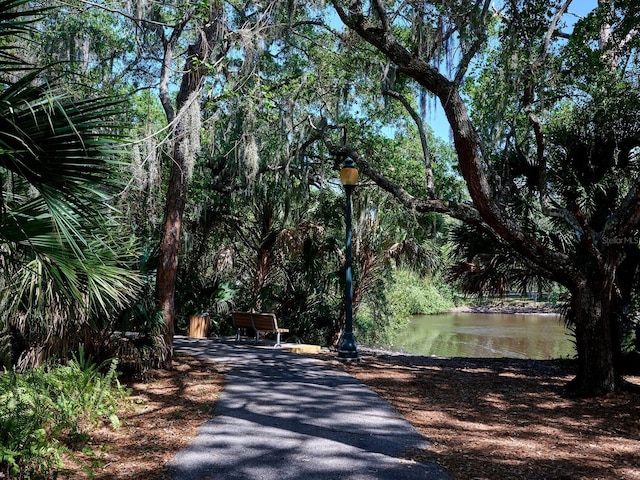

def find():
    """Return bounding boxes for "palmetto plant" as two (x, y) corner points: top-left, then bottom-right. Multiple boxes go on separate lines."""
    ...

(0, 0), (140, 369)
(447, 222), (555, 298)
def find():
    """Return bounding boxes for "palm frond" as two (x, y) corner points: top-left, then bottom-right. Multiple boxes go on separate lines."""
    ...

(448, 223), (554, 297)
(0, 0), (49, 73)
(0, 0), (141, 368)
(0, 84), (125, 190)
(0, 315), (12, 369)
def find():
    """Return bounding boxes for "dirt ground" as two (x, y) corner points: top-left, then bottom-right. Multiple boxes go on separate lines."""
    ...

(62, 350), (640, 480)
(329, 352), (640, 480)
(61, 353), (225, 480)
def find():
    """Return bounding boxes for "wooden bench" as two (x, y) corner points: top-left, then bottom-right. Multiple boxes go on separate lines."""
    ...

(231, 312), (289, 347)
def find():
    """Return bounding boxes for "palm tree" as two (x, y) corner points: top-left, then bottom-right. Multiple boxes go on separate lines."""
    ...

(0, 0), (140, 369)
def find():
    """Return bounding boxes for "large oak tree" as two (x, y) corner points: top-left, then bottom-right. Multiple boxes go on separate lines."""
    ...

(329, 0), (640, 396)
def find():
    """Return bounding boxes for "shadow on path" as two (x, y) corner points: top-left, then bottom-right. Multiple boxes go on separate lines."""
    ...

(166, 337), (450, 480)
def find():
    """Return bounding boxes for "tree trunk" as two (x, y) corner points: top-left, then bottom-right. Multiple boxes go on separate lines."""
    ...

(156, 140), (188, 367)
(332, 0), (640, 397)
(252, 204), (278, 311)
(156, 5), (225, 368)
(569, 283), (617, 396)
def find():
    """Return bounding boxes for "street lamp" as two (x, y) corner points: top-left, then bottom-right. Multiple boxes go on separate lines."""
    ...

(337, 157), (360, 361)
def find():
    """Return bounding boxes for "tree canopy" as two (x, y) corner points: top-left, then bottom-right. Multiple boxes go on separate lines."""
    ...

(1, 0), (639, 397)
(330, 0), (640, 395)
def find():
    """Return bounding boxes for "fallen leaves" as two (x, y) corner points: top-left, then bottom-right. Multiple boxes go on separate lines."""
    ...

(333, 354), (640, 480)
(61, 354), (224, 480)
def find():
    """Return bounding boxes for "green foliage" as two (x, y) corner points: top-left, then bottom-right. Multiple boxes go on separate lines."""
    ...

(176, 280), (237, 335)
(356, 269), (454, 347)
(448, 223), (556, 297)
(0, 322), (11, 370)
(0, 0), (491, 359)
(114, 305), (167, 381)
(0, 0), (141, 370)
(47, 347), (124, 435)
(355, 305), (406, 348)
(274, 221), (342, 344)
(0, 348), (126, 478)
(458, 1), (640, 377)
(112, 248), (169, 378)
(388, 269), (455, 317)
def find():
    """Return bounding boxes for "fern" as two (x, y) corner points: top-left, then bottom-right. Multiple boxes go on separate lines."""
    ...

(0, 354), (127, 477)
(0, 368), (63, 477)
(0, 319), (11, 370)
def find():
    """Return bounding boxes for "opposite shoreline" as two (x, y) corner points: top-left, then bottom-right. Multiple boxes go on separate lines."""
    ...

(449, 303), (560, 315)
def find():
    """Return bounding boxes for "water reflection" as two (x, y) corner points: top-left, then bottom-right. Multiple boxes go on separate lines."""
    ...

(392, 312), (575, 359)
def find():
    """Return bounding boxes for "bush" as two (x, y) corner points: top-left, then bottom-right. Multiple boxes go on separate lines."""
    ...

(355, 303), (411, 347)
(355, 269), (455, 348)
(0, 349), (126, 478)
(0, 370), (56, 478)
(388, 269), (455, 316)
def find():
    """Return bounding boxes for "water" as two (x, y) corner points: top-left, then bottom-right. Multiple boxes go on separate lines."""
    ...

(391, 312), (575, 359)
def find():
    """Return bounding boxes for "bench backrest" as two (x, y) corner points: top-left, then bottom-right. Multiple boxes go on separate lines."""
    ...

(231, 312), (279, 330)
(251, 313), (278, 331)
(231, 312), (254, 329)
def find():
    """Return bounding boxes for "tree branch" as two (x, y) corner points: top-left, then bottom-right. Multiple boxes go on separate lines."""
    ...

(605, 174), (640, 243)
(325, 140), (483, 226)
(382, 87), (435, 196)
(331, 0), (579, 284)
(518, 0), (573, 228)
(72, 0), (172, 28)
(158, 7), (196, 123)
(454, 0), (492, 85)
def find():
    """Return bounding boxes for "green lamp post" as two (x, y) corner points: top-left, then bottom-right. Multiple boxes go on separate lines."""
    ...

(337, 158), (360, 361)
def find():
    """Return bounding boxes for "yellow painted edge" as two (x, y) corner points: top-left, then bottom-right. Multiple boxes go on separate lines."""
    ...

(284, 344), (322, 354)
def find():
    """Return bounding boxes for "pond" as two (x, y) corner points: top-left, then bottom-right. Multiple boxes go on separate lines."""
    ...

(390, 311), (576, 359)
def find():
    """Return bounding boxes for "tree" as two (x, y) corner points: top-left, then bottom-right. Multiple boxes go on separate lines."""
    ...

(153, 2), (229, 365)
(20, 0), (481, 361)
(329, 0), (640, 396)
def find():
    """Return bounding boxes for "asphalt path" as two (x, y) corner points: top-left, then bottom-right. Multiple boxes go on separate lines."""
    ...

(166, 336), (450, 480)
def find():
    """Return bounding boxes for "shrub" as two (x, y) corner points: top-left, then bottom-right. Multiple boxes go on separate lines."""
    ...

(355, 303), (411, 347)
(0, 369), (58, 479)
(356, 269), (455, 348)
(388, 269), (455, 315)
(0, 348), (126, 478)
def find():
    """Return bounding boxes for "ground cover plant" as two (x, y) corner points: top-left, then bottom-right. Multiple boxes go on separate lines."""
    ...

(0, 350), (125, 478)
(0, 353), (223, 479)
(58, 353), (224, 480)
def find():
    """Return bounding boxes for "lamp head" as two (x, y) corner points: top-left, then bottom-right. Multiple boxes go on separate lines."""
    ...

(339, 158), (358, 186)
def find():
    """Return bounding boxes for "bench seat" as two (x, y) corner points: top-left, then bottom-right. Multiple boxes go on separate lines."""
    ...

(231, 312), (289, 347)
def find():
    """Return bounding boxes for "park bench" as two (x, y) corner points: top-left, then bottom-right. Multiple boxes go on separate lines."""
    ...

(231, 311), (289, 347)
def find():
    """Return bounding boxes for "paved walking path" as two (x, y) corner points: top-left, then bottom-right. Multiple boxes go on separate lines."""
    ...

(166, 336), (450, 480)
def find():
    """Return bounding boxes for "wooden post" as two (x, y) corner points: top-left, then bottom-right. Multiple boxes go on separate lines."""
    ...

(189, 315), (209, 338)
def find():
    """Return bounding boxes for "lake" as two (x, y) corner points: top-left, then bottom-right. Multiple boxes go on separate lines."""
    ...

(391, 311), (576, 359)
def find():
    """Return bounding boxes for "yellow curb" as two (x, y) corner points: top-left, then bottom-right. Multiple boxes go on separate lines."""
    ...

(284, 344), (322, 354)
